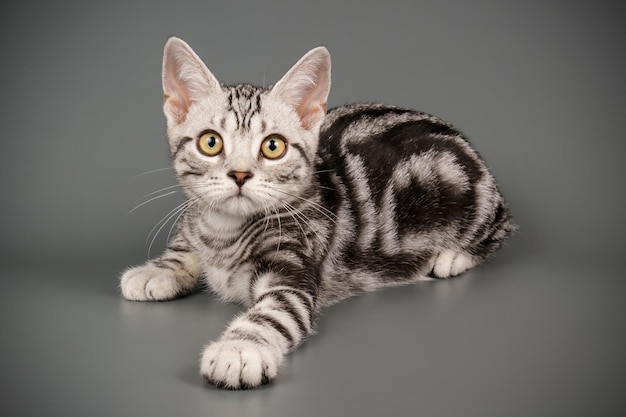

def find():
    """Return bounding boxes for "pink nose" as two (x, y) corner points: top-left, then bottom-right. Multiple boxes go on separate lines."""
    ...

(228, 171), (253, 186)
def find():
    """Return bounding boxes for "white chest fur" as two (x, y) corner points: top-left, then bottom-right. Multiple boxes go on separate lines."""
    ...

(203, 263), (255, 304)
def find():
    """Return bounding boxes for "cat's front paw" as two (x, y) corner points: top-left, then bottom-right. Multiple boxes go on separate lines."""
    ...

(120, 263), (196, 301)
(200, 339), (282, 389)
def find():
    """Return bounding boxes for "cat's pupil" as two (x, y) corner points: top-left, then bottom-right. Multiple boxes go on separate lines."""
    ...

(267, 140), (277, 152)
(207, 136), (217, 147)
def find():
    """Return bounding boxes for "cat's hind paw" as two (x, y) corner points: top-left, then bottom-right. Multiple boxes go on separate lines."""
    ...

(200, 339), (282, 389)
(120, 262), (197, 301)
(430, 249), (475, 279)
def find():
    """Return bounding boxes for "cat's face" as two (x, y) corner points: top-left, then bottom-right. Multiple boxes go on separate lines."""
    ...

(167, 84), (319, 217)
(161, 38), (331, 219)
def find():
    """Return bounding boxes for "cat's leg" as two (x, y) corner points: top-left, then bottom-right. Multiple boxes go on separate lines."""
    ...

(429, 249), (476, 279)
(120, 234), (201, 301)
(200, 265), (317, 389)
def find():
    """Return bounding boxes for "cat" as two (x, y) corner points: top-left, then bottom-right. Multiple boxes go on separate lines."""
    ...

(120, 37), (515, 389)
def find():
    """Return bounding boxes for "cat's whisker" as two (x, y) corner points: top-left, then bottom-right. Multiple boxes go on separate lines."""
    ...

(282, 201), (327, 248)
(147, 199), (197, 257)
(140, 184), (182, 199)
(133, 167), (175, 177)
(260, 201), (272, 239)
(290, 204), (322, 241)
(128, 190), (179, 215)
(316, 185), (337, 192)
(280, 202), (310, 250)
(197, 196), (219, 221)
(166, 197), (197, 244)
(145, 198), (195, 250)
(196, 193), (206, 217)
(148, 199), (193, 239)
(273, 206), (282, 261)
(281, 202), (324, 251)
(146, 198), (192, 243)
(266, 186), (338, 224)
(129, 184), (182, 214)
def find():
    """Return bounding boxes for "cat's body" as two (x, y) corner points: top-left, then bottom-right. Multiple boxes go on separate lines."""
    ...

(121, 38), (514, 389)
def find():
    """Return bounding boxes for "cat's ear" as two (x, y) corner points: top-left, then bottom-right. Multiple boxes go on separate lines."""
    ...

(162, 37), (221, 125)
(271, 46), (331, 130)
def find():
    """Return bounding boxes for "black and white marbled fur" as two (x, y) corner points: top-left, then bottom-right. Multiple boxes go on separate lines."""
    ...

(121, 37), (515, 389)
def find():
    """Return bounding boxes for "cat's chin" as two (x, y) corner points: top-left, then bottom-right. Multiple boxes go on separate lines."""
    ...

(219, 195), (263, 218)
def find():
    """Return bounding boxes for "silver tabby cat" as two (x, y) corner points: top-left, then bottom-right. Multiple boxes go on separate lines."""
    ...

(121, 37), (515, 389)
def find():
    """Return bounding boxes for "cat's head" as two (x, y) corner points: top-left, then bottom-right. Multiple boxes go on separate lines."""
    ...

(161, 37), (331, 219)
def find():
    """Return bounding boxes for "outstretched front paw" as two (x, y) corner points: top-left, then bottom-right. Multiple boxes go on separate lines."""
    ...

(200, 339), (282, 389)
(120, 262), (197, 301)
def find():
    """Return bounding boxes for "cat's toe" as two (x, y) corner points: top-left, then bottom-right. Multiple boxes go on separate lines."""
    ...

(120, 264), (184, 301)
(200, 339), (280, 389)
(431, 250), (475, 279)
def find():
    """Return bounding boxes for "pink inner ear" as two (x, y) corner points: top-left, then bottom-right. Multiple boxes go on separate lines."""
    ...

(162, 54), (194, 124)
(298, 101), (327, 130)
(161, 38), (221, 126)
(292, 71), (330, 129)
(272, 47), (331, 130)
(163, 94), (188, 124)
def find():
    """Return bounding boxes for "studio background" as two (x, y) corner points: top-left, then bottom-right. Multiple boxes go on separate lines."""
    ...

(1, 1), (624, 416)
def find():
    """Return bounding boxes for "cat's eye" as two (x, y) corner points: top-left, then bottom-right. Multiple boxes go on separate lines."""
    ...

(197, 131), (223, 156)
(260, 135), (287, 160)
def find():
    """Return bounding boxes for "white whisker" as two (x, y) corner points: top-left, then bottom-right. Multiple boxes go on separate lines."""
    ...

(266, 185), (337, 224)
(146, 199), (192, 243)
(283, 201), (325, 251)
(145, 198), (195, 249)
(128, 190), (178, 215)
(166, 198), (196, 244)
(281, 202), (310, 250)
(133, 167), (174, 177)
(282, 201), (327, 247)
(140, 184), (182, 199)
(260, 201), (272, 239)
(273, 206), (282, 261)
(317, 185), (337, 192)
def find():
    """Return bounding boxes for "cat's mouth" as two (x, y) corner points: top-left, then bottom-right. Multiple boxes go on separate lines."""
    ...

(231, 186), (252, 199)
(220, 189), (258, 215)
(230, 193), (251, 201)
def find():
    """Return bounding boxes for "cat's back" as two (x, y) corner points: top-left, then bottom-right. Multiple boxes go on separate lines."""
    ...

(316, 103), (488, 199)
(313, 103), (514, 300)
(318, 103), (471, 166)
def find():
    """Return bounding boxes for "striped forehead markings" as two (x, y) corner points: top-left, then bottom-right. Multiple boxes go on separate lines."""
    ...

(226, 84), (264, 131)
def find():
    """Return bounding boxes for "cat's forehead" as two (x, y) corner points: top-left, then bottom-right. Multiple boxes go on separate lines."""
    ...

(225, 84), (265, 114)
(221, 84), (267, 132)
(176, 82), (303, 144)
(216, 84), (301, 138)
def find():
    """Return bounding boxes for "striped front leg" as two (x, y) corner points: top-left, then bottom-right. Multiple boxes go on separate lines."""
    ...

(120, 233), (201, 301)
(200, 271), (317, 389)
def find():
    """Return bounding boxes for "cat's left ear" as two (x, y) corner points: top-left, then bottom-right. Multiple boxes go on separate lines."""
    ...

(271, 47), (331, 130)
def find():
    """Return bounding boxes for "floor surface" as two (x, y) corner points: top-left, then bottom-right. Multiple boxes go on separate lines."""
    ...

(2, 247), (624, 416)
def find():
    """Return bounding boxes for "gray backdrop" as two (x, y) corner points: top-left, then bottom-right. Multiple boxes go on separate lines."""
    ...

(1, 1), (624, 416)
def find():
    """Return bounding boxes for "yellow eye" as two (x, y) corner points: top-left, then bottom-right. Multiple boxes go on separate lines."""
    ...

(197, 131), (223, 156)
(260, 135), (287, 159)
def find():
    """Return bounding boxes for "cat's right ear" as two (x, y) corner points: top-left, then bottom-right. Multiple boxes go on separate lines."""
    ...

(162, 37), (221, 125)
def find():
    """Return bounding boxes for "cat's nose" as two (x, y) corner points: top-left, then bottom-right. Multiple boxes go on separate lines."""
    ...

(228, 170), (254, 187)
